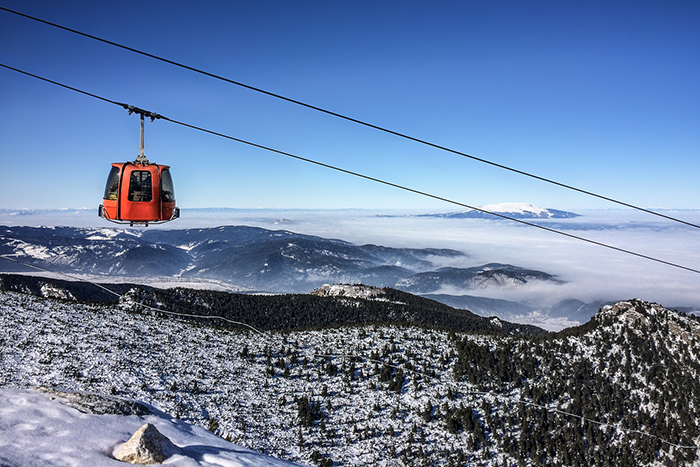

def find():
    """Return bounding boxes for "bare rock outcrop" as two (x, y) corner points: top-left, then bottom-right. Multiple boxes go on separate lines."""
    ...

(36, 387), (153, 416)
(310, 283), (385, 299)
(115, 423), (179, 465)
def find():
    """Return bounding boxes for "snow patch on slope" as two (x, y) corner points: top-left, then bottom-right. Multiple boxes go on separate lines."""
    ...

(86, 229), (122, 241)
(40, 283), (76, 301)
(310, 283), (385, 299)
(0, 388), (298, 466)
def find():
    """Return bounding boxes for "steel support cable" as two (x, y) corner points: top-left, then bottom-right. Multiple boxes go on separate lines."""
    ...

(2, 62), (700, 276)
(163, 115), (700, 276)
(0, 254), (696, 452)
(1, 6), (699, 231)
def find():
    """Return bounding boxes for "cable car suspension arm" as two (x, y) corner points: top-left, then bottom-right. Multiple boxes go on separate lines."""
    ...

(116, 103), (163, 164)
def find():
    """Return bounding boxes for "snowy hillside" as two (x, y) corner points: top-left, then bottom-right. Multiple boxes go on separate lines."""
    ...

(0, 274), (544, 336)
(395, 263), (562, 293)
(0, 387), (298, 466)
(480, 202), (569, 217)
(2, 289), (700, 465)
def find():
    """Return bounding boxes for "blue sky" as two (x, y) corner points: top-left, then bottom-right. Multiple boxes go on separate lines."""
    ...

(1, 0), (699, 211)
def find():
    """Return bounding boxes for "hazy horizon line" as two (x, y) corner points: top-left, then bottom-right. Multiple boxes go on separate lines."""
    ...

(3, 206), (700, 213)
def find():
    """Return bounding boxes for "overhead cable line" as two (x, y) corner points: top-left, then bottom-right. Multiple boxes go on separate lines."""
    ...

(2, 62), (700, 276)
(156, 117), (700, 276)
(1, 5), (699, 231)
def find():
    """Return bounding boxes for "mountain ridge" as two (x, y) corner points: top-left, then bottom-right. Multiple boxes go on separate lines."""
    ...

(1, 289), (698, 465)
(0, 273), (545, 336)
(0, 225), (561, 295)
(417, 202), (580, 219)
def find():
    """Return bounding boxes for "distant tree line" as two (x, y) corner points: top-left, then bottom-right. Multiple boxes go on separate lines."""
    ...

(124, 284), (545, 336)
(0, 274), (545, 336)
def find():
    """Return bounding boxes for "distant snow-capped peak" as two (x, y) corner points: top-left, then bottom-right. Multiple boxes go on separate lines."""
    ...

(478, 202), (548, 215)
(422, 203), (579, 219)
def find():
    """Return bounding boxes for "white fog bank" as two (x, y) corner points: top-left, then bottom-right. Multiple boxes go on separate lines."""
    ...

(2, 207), (699, 311)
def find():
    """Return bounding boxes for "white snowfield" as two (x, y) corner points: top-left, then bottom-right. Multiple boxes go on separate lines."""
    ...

(0, 388), (299, 467)
(4, 288), (699, 466)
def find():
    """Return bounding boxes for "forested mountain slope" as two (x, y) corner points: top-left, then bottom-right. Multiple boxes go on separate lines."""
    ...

(1, 286), (698, 466)
(0, 273), (544, 336)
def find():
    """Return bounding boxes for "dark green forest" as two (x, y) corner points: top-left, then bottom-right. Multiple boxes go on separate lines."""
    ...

(0, 273), (544, 336)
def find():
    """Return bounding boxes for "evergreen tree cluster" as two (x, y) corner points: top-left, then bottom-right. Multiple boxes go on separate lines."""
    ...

(0, 273), (545, 335)
(121, 283), (545, 335)
(452, 299), (700, 466)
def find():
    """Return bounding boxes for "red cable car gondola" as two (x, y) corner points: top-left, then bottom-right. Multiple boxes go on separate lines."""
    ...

(98, 106), (180, 226)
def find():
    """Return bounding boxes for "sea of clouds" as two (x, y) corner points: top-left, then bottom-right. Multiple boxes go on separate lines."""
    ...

(2, 207), (699, 312)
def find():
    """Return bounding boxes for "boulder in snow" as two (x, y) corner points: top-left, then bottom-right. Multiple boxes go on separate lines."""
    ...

(115, 423), (179, 464)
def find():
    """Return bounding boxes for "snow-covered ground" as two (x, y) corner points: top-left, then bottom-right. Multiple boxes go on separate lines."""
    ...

(478, 202), (550, 215)
(2, 289), (700, 466)
(0, 290), (468, 466)
(310, 283), (386, 300)
(0, 387), (298, 466)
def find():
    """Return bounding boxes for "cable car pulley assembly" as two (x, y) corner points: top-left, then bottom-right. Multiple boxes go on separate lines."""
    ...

(98, 104), (179, 226)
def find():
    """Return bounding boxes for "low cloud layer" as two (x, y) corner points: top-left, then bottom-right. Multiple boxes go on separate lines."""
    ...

(2, 208), (699, 310)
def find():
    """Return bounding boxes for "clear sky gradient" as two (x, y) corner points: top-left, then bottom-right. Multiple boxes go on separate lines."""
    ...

(1, 1), (699, 211)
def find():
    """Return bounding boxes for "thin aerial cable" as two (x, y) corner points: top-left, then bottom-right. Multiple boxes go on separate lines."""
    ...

(1, 62), (699, 276)
(1, 6), (698, 231)
(165, 115), (700, 275)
